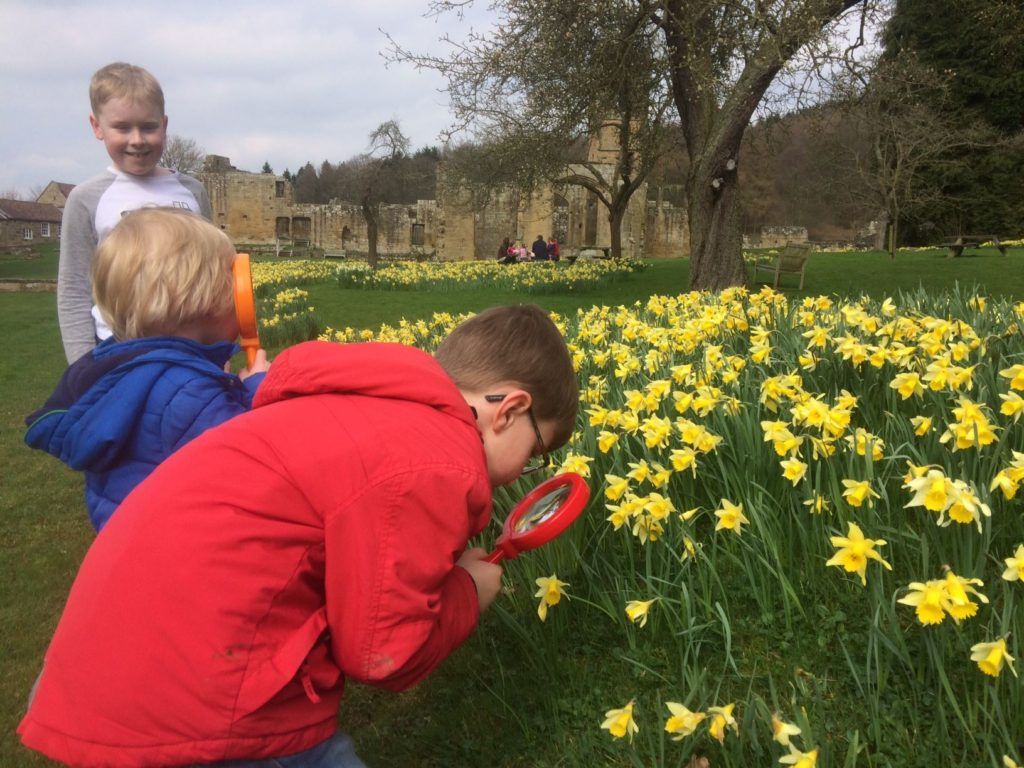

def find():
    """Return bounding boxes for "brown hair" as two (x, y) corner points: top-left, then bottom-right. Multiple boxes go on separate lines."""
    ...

(435, 305), (579, 448)
(90, 62), (165, 116)
(93, 208), (235, 340)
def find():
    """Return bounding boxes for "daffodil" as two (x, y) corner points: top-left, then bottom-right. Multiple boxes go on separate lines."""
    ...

(802, 495), (830, 514)
(771, 714), (801, 746)
(664, 702), (705, 740)
(890, 371), (924, 399)
(970, 637), (1017, 678)
(597, 430), (619, 453)
(714, 498), (749, 535)
(841, 479), (879, 508)
(826, 522), (892, 585)
(779, 743), (819, 768)
(601, 700), (639, 741)
(898, 580), (948, 625)
(707, 703), (738, 744)
(941, 571), (988, 622)
(625, 598), (657, 627)
(533, 575), (569, 622)
(1003, 544), (1024, 581)
(910, 415), (933, 436)
(904, 468), (953, 513)
(604, 474), (630, 501)
(1000, 363), (1024, 391)
(780, 457), (808, 486)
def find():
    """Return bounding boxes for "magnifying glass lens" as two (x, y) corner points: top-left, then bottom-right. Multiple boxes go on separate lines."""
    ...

(513, 485), (572, 533)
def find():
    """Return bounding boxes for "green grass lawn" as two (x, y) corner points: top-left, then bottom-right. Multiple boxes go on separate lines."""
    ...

(2, 247), (1023, 766)
(0, 244), (59, 281)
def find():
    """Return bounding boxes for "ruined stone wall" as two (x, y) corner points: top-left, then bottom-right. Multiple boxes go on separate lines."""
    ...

(645, 201), (690, 259)
(749, 226), (809, 249)
(200, 154), (686, 261)
(200, 170), (293, 242)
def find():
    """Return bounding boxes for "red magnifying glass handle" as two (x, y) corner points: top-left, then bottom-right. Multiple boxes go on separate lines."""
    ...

(483, 548), (505, 564)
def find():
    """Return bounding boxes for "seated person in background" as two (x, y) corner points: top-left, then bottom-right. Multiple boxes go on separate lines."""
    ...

(516, 241), (531, 261)
(547, 237), (560, 262)
(497, 237), (516, 264)
(532, 234), (548, 261)
(24, 207), (270, 532)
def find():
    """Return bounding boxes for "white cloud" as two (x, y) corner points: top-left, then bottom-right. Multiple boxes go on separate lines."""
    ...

(0, 0), (497, 193)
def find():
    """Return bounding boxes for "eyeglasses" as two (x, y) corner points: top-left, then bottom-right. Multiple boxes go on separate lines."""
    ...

(484, 394), (551, 476)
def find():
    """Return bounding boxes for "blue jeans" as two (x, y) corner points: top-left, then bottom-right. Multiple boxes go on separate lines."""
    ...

(207, 732), (367, 768)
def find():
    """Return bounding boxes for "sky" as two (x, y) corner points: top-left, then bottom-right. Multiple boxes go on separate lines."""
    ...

(0, 0), (496, 196)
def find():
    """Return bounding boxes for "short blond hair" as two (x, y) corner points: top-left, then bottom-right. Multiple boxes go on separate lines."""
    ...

(93, 208), (235, 340)
(89, 62), (165, 116)
(435, 305), (579, 449)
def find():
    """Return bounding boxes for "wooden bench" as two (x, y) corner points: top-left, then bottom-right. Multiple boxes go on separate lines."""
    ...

(752, 243), (811, 290)
(939, 235), (1008, 258)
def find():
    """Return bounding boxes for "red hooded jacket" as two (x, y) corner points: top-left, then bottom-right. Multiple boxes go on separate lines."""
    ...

(19, 341), (493, 767)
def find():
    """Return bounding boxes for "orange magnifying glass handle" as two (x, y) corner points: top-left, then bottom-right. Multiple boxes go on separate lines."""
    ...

(232, 253), (261, 368)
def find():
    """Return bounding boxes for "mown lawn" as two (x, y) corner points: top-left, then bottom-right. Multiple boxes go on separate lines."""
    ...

(2, 247), (1022, 767)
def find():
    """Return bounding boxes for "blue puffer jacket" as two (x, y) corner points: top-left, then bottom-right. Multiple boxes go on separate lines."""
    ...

(25, 337), (264, 531)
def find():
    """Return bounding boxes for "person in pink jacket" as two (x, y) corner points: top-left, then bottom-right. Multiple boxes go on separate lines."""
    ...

(18, 305), (579, 768)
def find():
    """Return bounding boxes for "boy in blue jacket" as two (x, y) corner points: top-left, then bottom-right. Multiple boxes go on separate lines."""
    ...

(25, 207), (270, 531)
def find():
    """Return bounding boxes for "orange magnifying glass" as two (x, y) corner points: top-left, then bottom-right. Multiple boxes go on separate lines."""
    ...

(232, 253), (261, 368)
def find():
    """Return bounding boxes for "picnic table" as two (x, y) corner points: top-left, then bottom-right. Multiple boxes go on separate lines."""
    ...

(939, 235), (1008, 258)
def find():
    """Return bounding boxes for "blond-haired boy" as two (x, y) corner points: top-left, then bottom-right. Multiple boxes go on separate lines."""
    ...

(20, 305), (577, 767)
(27, 208), (269, 531)
(58, 61), (213, 364)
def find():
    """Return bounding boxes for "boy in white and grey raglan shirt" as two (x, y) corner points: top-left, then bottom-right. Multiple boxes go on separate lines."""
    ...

(58, 62), (213, 364)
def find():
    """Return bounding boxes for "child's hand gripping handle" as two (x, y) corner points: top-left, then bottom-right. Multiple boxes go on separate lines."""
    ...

(233, 254), (262, 368)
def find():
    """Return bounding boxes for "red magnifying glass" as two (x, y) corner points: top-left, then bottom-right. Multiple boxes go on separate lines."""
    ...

(232, 253), (261, 368)
(484, 473), (590, 564)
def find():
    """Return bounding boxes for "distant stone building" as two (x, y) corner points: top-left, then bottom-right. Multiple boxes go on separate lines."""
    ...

(196, 126), (691, 261)
(0, 199), (63, 248)
(35, 181), (76, 209)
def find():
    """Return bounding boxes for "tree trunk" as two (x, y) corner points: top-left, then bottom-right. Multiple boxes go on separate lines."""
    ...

(608, 201), (626, 259)
(686, 162), (746, 290)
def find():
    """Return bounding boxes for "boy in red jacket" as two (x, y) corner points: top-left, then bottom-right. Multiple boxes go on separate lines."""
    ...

(19, 305), (578, 768)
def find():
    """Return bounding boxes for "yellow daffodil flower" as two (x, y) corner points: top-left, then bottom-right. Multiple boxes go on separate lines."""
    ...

(970, 637), (1018, 678)
(601, 700), (638, 741)
(715, 499), (749, 535)
(625, 598), (657, 627)
(1003, 544), (1024, 581)
(1000, 364), (1024, 391)
(910, 415), (933, 436)
(841, 479), (879, 508)
(533, 575), (569, 622)
(707, 703), (738, 744)
(780, 457), (808, 486)
(771, 714), (801, 746)
(826, 522), (892, 585)
(803, 495), (830, 514)
(664, 702), (706, 740)
(779, 743), (819, 768)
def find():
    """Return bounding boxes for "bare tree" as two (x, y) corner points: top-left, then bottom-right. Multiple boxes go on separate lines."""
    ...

(357, 120), (412, 269)
(834, 53), (993, 256)
(162, 135), (205, 174)
(0, 188), (23, 200)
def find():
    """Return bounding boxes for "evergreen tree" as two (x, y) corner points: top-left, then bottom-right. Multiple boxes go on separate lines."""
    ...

(884, 0), (1024, 238)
